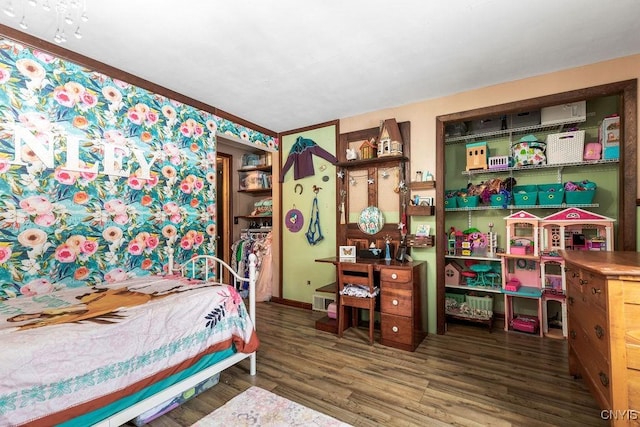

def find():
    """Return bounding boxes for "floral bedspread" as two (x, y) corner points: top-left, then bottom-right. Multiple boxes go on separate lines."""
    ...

(0, 276), (259, 426)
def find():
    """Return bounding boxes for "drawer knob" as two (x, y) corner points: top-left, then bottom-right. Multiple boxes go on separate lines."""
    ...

(570, 330), (577, 339)
(591, 287), (602, 295)
(571, 271), (579, 278)
(391, 273), (398, 280)
(568, 296), (574, 305)
(392, 326), (399, 333)
(594, 325), (605, 339)
(392, 299), (399, 306)
(599, 372), (609, 387)
(579, 279), (588, 286)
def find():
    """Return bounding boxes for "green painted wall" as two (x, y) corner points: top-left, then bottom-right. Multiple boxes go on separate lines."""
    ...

(281, 126), (337, 303)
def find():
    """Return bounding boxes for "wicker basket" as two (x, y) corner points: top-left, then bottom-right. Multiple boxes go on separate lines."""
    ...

(546, 130), (585, 164)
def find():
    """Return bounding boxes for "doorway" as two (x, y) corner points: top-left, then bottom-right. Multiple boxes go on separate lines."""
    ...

(216, 152), (232, 282)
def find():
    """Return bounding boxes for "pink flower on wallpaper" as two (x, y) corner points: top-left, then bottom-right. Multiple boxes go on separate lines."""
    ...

(206, 204), (215, 215)
(113, 214), (129, 225)
(193, 123), (204, 137)
(0, 245), (12, 263)
(0, 159), (10, 173)
(193, 233), (204, 246)
(169, 213), (182, 224)
(180, 181), (193, 194)
(145, 173), (159, 188)
(34, 213), (56, 227)
(180, 237), (193, 250)
(104, 199), (127, 215)
(193, 178), (204, 192)
(104, 268), (128, 283)
(55, 168), (79, 185)
(81, 239), (98, 256)
(145, 235), (159, 250)
(127, 175), (144, 190)
(81, 91), (98, 108)
(18, 112), (51, 132)
(0, 67), (11, 84)
(162, 202), (179, 215)
(53, 86), (76, 108)
(55, 244), (77, 263)
(163, 143), (179, 161)
(127, 240), (144, 255)
(103, 130), (127, 146)
(20, 278), (54, 296)
(79, 169), (98, 182)
(146, 111), (159, 125)
(127, 108), (144, 125)
(19, 195), (53, 215)
(33, 50), (56, 64)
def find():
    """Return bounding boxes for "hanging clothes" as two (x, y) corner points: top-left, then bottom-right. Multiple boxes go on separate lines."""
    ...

(279, 136), (337, 182)
(254, 231), (273, 302)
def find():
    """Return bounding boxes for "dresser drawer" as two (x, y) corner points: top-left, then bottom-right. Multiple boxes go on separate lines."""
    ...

(570, 298), (609, 361)
(380, 313), (413, 345)
(580, 272), (607, 311)
(569, 313), (612, 406)
(380, 268), (412, 284)
(628, 368), (640, 411)
(380, 288), (412, 317)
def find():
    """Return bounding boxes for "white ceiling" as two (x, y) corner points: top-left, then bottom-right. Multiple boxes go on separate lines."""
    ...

(1, 0), (639, 133)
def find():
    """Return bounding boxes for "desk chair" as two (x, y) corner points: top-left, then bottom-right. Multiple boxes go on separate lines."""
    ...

(337, 262), (378, 345)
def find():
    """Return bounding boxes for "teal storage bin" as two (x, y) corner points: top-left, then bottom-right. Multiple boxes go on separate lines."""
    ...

(512, 185), (538, 206)
(444, 190), (459, 209)
(537, 183), (564, 206)
(490, 193), (511, 207)
(457, 195), (480, 208)
(565, 189), (596, 204)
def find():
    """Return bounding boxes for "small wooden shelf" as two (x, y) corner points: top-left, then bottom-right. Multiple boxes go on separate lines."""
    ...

(238, 188), (272, 195)
(406, 205), (434, 216)
(410, 181), (435, 190)
(239, 165), (272, 172)
(406, 234), (434, 248)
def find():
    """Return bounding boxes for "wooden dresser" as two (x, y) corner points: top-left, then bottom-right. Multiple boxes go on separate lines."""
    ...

(561, 251), (640, 425)
(315, 258), (427, 351)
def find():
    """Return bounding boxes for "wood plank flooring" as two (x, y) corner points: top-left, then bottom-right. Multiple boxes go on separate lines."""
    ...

(146, 302), (606, 427)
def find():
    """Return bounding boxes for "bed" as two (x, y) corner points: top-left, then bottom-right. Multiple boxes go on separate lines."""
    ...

(0, 253), (259, 427)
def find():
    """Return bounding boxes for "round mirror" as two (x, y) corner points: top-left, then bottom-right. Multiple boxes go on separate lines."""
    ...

(358, 206), (385, 235)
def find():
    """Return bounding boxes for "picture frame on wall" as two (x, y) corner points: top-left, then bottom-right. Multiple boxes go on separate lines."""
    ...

(419, 196), (434, 206)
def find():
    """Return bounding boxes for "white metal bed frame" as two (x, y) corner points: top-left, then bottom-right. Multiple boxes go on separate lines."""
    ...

(92, 253), (258, 427)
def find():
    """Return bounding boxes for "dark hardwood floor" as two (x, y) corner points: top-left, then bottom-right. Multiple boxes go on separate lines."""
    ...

(146, 302), (606, 427)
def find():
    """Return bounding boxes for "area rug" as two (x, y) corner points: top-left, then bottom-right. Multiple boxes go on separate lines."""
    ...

(191, 386), (351, 426)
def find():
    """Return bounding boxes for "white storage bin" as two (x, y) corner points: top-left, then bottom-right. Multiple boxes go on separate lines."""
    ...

(546, 130), (585, 164)
(541, 101), (586, 125)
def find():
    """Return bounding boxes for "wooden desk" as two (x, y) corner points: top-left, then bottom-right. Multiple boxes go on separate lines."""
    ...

(315, 257), (427, 351)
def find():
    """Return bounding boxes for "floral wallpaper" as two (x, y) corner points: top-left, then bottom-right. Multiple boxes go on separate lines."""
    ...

(0, 37), (277, 299)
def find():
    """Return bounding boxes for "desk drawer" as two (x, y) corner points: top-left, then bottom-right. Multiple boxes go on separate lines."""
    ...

(380, 288), (412, 317)
(381, 313), (413, 346)
(380, 268), (411, 284)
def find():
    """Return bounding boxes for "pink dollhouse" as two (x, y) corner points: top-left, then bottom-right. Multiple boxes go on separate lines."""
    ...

(540, 207), (615, 252)
(504, 210), (540, 256)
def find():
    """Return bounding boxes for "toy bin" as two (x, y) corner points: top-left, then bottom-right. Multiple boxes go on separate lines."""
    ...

(466, 294), (494, 312)
(490, 193), (510, 207)
(537, 183), (564, 206)
(444, 191), (458, 209)
(565, 189), (596, 205)
(546, 130), (585, 165)
(445, 293), (466, 305)
(512, 185), (538, 206)
(457, 195), (480, 208)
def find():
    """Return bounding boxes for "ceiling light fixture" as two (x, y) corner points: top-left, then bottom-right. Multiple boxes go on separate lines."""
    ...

(3, 0), (88, 43)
